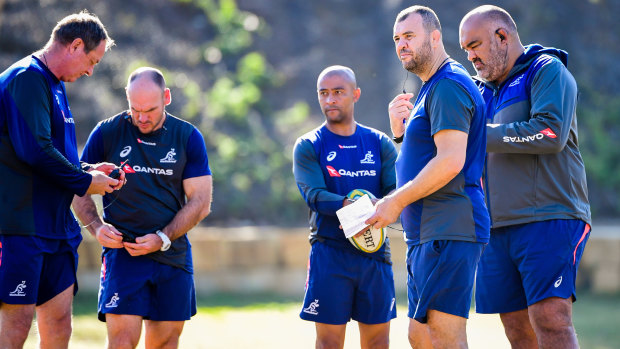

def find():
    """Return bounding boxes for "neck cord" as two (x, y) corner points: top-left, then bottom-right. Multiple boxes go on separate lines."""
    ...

(437, 56), (450, 71)
(79, 193), (121, 229)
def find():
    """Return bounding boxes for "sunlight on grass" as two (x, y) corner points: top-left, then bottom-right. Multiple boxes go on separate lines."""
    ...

(22, 291), (619, 348)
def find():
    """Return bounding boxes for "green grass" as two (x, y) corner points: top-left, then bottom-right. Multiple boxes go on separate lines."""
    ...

(573, 292), (620, 349)
(24, 290), (620, 348)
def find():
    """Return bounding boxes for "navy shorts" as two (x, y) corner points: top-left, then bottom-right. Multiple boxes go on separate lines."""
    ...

(98, 248), (196, 322)
(300, 241), (397, 325)
(407, 240), (485, 323)
(0, 234), (81, 306)
(476, 219), (590, 314)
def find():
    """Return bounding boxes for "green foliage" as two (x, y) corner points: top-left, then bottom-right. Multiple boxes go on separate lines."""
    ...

(578, 88), (620, 216)
(171, 0), (310, 223)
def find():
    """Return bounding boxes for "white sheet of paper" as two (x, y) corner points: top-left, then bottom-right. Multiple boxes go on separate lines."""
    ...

(336, 194), (375, 238)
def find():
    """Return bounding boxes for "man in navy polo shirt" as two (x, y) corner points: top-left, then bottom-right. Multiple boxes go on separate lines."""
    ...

(73, 67), (212, 348)
(367, 6), (489, 348)
(293, 65), (398, 348)
(0, 11), (119, 348)
(460, 5), (591, 348)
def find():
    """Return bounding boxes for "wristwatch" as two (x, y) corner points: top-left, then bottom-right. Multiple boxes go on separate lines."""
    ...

(155, 230), (171, 251)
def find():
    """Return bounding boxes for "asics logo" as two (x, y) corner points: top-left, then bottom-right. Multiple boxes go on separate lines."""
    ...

(508, 74), (525, 87)
(326, 151), (336, 161)
(120, 146), (132, 157)
(554, 276), (563, 288)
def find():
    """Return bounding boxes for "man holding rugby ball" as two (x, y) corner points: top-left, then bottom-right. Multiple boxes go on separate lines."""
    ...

(293, 65), (398, 348)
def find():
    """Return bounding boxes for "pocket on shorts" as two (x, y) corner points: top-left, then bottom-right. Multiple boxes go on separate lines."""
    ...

(431, 240), (447, 254)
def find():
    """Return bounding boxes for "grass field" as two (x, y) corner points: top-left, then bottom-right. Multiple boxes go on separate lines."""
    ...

(24, 291), (619, 348)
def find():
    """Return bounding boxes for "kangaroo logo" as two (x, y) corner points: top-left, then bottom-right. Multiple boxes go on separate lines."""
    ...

(360, 151), (375, 164)
(105, 293), (120, 308)
(160, 148), (177, 163)
(303, 299), (320, 315)
(9, 281), (27, 296)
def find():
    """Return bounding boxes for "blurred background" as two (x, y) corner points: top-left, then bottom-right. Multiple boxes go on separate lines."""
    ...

(2, 0), (619, 347)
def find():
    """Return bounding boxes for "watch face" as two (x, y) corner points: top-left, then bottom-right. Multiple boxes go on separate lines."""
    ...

(157, 231), (171, 251)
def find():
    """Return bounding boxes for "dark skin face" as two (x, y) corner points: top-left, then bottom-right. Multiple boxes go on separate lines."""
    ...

(460, 16), (511, 84)
(317, 72), (360, 127)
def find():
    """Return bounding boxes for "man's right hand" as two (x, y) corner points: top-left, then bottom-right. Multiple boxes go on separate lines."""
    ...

(388, 93), (414, 138)
(94, 223), (124, 248)
(86, 170), (119, 195)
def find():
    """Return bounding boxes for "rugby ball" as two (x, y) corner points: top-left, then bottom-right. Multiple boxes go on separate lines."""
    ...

(345, 189), (386, 253)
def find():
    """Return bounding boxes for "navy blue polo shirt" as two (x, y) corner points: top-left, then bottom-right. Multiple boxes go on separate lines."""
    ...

(81, 111), (210, 271)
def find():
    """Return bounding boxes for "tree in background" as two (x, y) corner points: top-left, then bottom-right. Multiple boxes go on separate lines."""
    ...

(1, 0), (619, 223)
(169, 0), (312, 223)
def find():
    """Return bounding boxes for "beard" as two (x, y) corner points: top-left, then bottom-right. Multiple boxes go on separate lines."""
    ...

(401, 39), (433, 76)
(476, 39), (509, 83)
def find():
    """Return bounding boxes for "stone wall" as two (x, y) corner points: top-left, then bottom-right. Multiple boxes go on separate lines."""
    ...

(77, 224), (620, 296)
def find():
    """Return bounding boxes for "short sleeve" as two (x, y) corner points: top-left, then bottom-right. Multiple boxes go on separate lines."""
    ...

(427, 79), (474, 136)
(182, 127), (211, 179)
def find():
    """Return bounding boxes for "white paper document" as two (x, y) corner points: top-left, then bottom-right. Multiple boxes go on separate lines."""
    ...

(336, 194), (375, 238)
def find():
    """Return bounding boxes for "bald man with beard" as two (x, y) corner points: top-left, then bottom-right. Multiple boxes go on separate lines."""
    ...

(73, 67), (213, 349)
(460, 5), (591, 349)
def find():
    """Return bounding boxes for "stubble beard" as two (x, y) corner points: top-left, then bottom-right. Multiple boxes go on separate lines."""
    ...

(478, 40), (509, 84)
(402, 40), (433, 76)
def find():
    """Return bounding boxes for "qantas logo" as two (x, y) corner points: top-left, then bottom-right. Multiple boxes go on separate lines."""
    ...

(540, 128), (557, 138)
(503, 128), (557, 143)
(137, 138), (156, 146)
(122, 164), (136, 173)
(62, 110), (74, 124)
(131, 165), (173, 176)
(326, 166), (341, 177)
(326, 165), (376, 178)
(338, 144), (357, 149)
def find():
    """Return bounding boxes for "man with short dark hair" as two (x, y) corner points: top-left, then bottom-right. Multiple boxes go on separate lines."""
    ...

(367, 5), (489, 348)
(73, 67), (213, 349)
(293, 65), (398, 349)
(0, 10), (118, 348)
(460, 5), (591, 348)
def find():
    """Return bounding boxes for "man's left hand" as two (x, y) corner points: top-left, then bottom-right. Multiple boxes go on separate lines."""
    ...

(123, 233), (162, 256)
